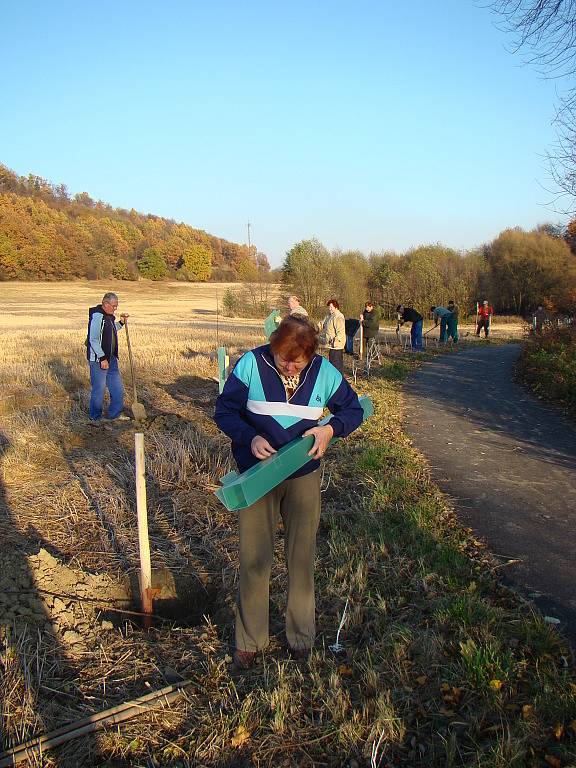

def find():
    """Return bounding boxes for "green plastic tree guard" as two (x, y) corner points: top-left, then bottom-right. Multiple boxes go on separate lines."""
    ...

(264, 309), (282, 340)
(214, 396), (374, 511)
(217, 347), (229, 394)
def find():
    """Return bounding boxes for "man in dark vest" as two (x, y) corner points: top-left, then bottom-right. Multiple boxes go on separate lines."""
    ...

(86, 292), (129, 423)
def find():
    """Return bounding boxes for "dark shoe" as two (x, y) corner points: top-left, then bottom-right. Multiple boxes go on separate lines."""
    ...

(233, 649), (257, 669)
(289, 647), (311, 661)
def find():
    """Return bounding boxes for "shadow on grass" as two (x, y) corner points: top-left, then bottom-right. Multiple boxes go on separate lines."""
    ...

(0, 430), (104, 767)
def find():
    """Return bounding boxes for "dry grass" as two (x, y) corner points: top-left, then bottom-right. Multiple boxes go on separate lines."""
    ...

(0, 280), (281, 329)
(0, 283), (573, 767)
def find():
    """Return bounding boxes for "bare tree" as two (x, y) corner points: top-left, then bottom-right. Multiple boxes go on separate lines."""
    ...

(489, 0), (576, 209)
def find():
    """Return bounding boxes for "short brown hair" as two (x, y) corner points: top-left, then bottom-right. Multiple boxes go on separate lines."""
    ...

(327, 298), (340, 309)
(269, 316), (318, 361)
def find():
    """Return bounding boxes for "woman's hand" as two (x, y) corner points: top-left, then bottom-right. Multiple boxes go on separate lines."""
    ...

(251, 435), (277, 460)
(303, 424), (334, 459)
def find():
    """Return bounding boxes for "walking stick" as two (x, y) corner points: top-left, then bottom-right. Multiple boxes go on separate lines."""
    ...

(124, 319), (147, 421)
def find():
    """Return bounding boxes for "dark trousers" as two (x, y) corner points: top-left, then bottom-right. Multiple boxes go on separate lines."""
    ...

(235, 470), (321, 652)
(476, 316), (490, 337)
(439, 317), (448, 342)
(329, 349), (344, 372)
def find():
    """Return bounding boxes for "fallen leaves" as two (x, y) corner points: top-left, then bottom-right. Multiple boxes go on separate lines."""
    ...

(544, 756), (561, 768)
(231, 725), (250, 748)
(522, 704), (535, 720)
(440, 683), (462, 707)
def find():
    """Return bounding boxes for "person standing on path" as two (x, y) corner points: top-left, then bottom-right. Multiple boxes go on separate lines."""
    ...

(397, 304), (424, 350)
(532, 305), (548, 334)
(214, 316), (364, 668)
(360, 300), (381, 355)
(322, 299), (346, 372)
(430, 305), (452, 343)
(447, 300), (459, 343)
(86, 292), (130, 424)
(476, 300), (494, 338)
(287, 295), (309, 319)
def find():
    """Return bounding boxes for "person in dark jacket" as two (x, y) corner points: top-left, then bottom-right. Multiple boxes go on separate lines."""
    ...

(396, 304), (423, 350)
(86, 292), (129, 423)
(532, 305), (548, 334)
(360, 301), (381, 354)
(214, 316), (364, 668)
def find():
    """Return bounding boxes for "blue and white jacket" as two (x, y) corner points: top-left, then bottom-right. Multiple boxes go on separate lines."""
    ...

(214, 344), (364, 477)
(86, 305), (125, 363)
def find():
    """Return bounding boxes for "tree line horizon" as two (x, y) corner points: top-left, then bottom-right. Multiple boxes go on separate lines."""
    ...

(1, 163), (575, 318)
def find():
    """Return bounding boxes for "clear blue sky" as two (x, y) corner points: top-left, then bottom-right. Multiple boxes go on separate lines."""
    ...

(0, 0), (567, 266)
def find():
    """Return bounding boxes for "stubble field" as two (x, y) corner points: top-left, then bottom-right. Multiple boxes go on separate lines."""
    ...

(0, 282), (574, 768)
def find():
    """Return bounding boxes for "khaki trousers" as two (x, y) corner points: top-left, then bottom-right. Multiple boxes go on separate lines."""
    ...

(235, 470), (321, 652)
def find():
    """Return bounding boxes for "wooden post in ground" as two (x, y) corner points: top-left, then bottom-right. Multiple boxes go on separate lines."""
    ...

(135, 432), (153, 627)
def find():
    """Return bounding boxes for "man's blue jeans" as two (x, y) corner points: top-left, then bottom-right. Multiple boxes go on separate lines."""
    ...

(89, 358), (124, 420)
(411, 320), (423, 350)
(440, 316), (448, 342)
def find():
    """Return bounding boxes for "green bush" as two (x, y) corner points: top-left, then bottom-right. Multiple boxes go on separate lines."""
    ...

(137, 248), (168, 280)
(517, 325), (576, 416)
(222, 287), (272, 318)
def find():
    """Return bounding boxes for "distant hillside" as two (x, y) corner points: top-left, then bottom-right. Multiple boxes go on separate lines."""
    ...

(0, 164), (269, 282)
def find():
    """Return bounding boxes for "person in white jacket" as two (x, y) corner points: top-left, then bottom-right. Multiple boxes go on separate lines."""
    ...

(322, 299), (346, 372)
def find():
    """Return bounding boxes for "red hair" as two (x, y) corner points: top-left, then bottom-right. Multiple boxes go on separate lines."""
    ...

(327, 298), (340, 309)
(269, 316), (318, 361)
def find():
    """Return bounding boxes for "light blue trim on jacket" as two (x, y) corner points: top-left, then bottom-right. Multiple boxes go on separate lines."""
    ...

(87, 311), (125, 362)
(233, 351), (266, 402)
(308, 357), (342, 406)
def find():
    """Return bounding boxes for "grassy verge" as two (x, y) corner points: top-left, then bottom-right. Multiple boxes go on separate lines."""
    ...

(1, 334), (574, 767)
(516, 326), (576, 420)
(105, 352), (574, 767)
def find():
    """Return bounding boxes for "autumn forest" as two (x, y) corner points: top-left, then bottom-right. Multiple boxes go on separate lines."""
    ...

(0, 164), (268, 283)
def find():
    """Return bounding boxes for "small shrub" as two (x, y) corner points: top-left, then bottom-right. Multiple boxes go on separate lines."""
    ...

(517, 325), (576, 416)
(222, 286), (273, 319)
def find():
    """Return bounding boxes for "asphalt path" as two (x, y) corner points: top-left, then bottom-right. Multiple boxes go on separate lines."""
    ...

(404, 343), (576, 642)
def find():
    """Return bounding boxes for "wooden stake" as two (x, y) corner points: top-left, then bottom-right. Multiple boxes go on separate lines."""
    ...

(135, 432), (153, 625)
